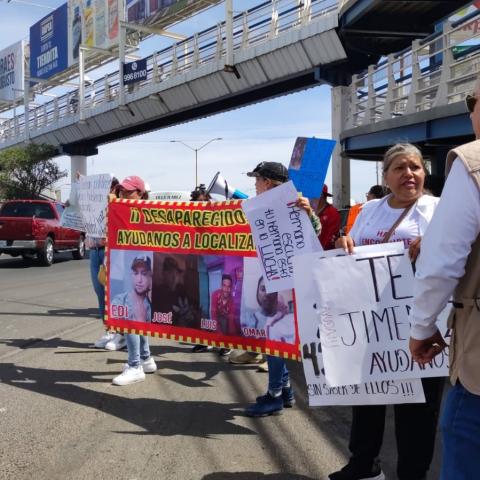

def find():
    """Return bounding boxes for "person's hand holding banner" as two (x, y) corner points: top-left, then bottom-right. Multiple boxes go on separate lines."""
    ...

(409, 329), (447, 364)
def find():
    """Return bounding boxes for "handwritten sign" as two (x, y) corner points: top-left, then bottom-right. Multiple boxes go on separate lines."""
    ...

(294, 246), (426, 406)
(62, 174), (112, 238)
(61, 182), (85, 231)
(305, 244), (449, 387)
(242, 181), (321, 293)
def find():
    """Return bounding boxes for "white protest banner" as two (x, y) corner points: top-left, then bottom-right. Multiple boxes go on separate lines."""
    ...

(78, 173), (112, 237)
(294, 247), (425, 406)
(307, 244), (450, 387)
(61, 182), (85, 231)
(242, 180), (322, 293)
(62, 174), (112, 237)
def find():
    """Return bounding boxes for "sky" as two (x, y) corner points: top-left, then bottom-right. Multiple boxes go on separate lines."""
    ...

(0, 0), (379, 203)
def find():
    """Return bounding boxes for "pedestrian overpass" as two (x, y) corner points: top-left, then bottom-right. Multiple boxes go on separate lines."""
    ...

(0, 0), (345, 159)
(0, 0), (475, 204)
(337, 4), (480, 196)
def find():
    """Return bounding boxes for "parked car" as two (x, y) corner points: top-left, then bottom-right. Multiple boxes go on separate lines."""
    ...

(0, 199), (85, 266)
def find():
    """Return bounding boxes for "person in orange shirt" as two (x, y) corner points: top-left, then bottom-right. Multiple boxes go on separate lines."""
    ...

(344, 185), (387, 235)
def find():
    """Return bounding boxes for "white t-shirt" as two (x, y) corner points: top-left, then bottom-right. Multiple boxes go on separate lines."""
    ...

(352, 200), (420, 248)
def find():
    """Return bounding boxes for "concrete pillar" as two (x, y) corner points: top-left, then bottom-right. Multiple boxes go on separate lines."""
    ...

(430, 147), (448, 176)
(331, 86), (350, 208)
(71, 155), (87, 182)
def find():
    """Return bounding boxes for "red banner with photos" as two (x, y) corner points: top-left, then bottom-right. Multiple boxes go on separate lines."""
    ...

(105, 198), (300, 359)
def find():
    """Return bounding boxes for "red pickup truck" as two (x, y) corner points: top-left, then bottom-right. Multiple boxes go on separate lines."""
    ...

(0, 199), (86, 266)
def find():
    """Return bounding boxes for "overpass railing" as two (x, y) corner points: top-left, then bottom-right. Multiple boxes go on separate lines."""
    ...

(346, 9), (480, 129)
(0, 0), (338, 145)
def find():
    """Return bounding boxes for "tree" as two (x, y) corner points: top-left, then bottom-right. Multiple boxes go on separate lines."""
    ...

(0, 144), (67, 199)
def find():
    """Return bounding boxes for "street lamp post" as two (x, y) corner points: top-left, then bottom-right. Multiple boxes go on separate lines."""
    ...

(170, 138), (222, 186)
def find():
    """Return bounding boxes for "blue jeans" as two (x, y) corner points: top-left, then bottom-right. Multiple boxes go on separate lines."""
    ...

(126, 333), (151, 367)
(89, 248), (105, 318)
(267, 355), (289, 396)
(441, 382), (480, 480)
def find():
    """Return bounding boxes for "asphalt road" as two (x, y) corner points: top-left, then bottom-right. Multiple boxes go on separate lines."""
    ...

(0, 253), (443, 480)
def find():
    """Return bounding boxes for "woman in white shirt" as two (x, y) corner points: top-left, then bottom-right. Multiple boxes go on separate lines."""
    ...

(330, 144), (444, 480)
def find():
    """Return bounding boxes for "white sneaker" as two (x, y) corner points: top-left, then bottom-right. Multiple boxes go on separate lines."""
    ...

(112, 364), (145, 386)
(141, 357), (157, 373)
(94, 331), (115, 349)
(104, 333), (126, 351)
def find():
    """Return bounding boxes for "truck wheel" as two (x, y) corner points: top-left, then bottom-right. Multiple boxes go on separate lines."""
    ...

(38, 237), (54, 266)
(72, 235), (86, 260)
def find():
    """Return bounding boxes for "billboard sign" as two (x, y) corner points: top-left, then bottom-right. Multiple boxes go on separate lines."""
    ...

(123, 58), (148, 85)
(0, 41), (24, 102)
(126, 0), (221, 27)
(68, 0), (119, 66)
(30, 4), (69, 80)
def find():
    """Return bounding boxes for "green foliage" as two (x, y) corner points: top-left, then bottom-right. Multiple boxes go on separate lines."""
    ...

(0, 144), (67, 199)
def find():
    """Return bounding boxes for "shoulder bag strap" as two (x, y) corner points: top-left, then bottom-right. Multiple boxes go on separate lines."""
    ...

(382, 201), (417, 243)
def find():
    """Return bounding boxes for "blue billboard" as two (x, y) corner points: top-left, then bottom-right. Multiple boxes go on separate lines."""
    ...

(30, 3), (69, 80)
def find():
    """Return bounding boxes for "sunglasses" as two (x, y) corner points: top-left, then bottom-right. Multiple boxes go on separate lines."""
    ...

(466, 94), (477, 113)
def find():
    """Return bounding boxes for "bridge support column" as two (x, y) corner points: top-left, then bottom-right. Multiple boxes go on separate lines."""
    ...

(331, 86), (350, 208)
(70, 155), (87, 182)
(430, 147), (448, 175)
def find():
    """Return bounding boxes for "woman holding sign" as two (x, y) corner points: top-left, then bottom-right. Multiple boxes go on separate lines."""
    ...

(331, 144), (444, 480)
(244, 161), (321, 417)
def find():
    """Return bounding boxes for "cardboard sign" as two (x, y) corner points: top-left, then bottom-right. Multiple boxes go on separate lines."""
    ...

(61, 174), (112, 238)
(304, 244), (450, 387)
(242, 181), (322, 293)
(288, 137), (336, 198)
(294, 247), (426, 406)
(61, 182), (85, 231)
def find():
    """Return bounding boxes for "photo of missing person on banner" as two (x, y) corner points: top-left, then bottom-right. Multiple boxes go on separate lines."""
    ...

(240, 257), (295, 343)
(198, 255), (243, 335)
(151, 253), (201, 328)
(109, 250), (153, 323)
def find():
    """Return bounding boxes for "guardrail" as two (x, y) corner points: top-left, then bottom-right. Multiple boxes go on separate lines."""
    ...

(0, 0), (338, 145)
(346, 9), (480, 129)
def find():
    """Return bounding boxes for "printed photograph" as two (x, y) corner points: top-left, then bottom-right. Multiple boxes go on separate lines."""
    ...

(109, 250), (153, 323)
(151, 253), (201, 328)
(240, 257), (295, 343)
(289, 137), (308, 170)
(197, 255), (244, 335)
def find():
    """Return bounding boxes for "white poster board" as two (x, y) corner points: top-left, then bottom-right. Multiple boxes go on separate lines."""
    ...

(61, 182), (85, 231)
(294, 246), (426, 406)
(61, 173), (112, 238)
(242, 181), (322, 293)
(304, 244), (450, 387)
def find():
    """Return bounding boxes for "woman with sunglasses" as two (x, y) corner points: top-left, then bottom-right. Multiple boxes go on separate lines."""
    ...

(330, 144), (444, 480)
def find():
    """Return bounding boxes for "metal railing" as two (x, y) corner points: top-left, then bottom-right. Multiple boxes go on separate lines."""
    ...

(346, 9), (480, 129)
(0, 0), (338, 144)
